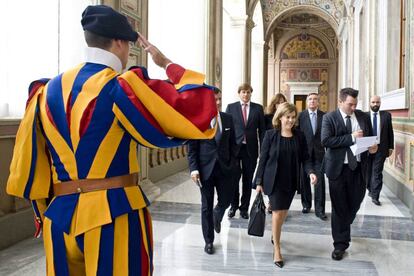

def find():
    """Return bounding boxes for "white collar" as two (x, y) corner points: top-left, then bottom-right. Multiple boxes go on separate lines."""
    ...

(84, 47), (123, 73)
(308, 109), (317, 115)
(240, 101), (250, 106)
(339, 109), (353, 119)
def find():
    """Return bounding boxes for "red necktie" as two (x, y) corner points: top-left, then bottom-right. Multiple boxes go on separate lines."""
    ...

(242, 103), (247, 125)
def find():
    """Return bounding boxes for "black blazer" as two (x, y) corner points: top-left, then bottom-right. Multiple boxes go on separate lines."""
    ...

(254, 128), (314, 195)
(225, 101), (265, 159)
(321, 109), (373, 181)
(366, 110), (394, 156)
(187, 112), (238, 181)
(264, 113), (274, 130)
(297, 109), (325, 162)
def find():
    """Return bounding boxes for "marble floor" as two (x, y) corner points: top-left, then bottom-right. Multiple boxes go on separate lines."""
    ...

(1, 171), (414, 275)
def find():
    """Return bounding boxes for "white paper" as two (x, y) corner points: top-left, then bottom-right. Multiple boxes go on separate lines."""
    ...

(350, 136), (377, 156)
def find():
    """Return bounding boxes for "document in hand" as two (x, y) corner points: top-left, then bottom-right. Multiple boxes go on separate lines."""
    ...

(350, 136), (377, 156)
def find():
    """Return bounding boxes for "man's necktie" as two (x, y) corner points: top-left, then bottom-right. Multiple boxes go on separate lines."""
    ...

(373, 112), (377, 136)
(346, 115), (357, 170)
(310, 112), (316, 135)
(242, 104), (248, 126)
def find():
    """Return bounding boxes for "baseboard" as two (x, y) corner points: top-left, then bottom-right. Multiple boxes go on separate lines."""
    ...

(0, 209), (35, 250)
(148, 158), (188, 183)
(383, 171), (414, 220)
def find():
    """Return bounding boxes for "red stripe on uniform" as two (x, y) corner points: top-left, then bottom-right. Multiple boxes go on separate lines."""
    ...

(66, 93), (72, 130)
(118, 78), (164, 133)
(127, 68), (216, 132)
(26, 82), (44, 108)
(140, 237), (149, 276)
(165, 64), (185, 84)
(79, 97), (97, 138)
(45, 100), (57, 129)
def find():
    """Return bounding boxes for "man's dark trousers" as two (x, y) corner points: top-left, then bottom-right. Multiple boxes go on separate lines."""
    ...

(329, 164), (365, 250)
(201, 162), (232, 243)
(230, 144), (256, 213)
(301, 157), (325, 214)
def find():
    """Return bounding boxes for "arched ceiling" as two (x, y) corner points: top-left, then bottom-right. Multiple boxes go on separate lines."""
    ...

(279, 13), (331, 29)
(260, 0), (345, 40)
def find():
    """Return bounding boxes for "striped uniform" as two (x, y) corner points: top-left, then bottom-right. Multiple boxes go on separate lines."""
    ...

(7, 62), (217, 275)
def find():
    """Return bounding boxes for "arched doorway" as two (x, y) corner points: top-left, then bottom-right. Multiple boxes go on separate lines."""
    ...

(260, 3), (343, 111)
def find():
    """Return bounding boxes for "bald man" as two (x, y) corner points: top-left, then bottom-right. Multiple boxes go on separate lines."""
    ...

(366, 96), (394, 206)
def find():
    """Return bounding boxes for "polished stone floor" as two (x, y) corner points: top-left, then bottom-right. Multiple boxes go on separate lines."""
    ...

(1, 171), (414, 275)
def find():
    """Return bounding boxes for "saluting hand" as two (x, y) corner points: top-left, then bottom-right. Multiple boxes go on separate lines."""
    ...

(137, 33), (172, 69)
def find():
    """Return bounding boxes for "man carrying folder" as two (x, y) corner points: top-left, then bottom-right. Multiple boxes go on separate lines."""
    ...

(321, 88), (377, 261)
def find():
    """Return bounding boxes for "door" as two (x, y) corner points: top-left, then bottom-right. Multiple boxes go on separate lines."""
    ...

(294, 95), (307, 113)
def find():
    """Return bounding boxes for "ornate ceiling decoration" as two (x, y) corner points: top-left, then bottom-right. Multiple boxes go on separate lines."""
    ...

(260, 0), (345, 37)
(281, 34), (328, 59)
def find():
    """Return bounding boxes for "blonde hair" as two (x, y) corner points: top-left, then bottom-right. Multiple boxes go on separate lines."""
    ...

(271, 102), (297, 129)
(266, 93), (287, 115)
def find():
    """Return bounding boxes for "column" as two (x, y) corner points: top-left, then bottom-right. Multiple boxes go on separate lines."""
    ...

(206, 0), (223, 88)
(222, 13), (247, 109)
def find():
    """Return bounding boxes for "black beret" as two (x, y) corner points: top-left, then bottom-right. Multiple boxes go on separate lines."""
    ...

(81, 5), (138, 42)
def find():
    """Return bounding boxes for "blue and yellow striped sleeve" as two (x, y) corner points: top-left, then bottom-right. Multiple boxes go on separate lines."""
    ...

(7, 80), (52, 202)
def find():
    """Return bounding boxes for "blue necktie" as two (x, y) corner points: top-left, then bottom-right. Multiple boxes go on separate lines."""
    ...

(373, 112), (377, 136)
(310, 112), (316, 135)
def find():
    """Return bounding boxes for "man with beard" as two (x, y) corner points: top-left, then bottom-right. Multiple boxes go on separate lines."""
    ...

(366, 95), (394, 206)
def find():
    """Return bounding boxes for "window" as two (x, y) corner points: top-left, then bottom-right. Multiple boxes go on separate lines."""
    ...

(386, 0), (406, 91)
(399, 0), (406, 87)
(0, 0), (96, 118)
(148, 0), (207, 79)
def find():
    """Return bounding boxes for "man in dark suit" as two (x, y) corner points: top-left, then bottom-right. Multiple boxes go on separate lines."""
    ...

(225, 83), (265, 219)
(367, 95), (394, 206)
(188, 88), (238, 255)
(321, 88), (377, 261)
(297, 92), (327, 220)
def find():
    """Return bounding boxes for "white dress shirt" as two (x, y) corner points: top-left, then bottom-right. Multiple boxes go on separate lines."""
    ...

(240, 101), (250, 121)
(339, 109), (361, 162)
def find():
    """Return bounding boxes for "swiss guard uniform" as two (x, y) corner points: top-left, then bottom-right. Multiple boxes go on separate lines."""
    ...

(6, 5), (217, 276)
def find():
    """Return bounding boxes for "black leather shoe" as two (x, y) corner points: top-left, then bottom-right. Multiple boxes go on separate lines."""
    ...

(372, 198), (381, 206)
(213, 213), (221, 233)
(240, 211), (249, 219)
(331, 249), (345, 260)
(274, 260), (284, 268)
(316, 213), (328, 221)
(302, 207), (310, 214)
(204, 243), (214, 255)
(228, 208), (236, 218)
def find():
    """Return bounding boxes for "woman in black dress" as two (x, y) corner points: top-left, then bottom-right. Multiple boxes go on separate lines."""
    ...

(254, 102), (317, 268)
(264, 93), (287, 130)
(264, 93), (287, 214)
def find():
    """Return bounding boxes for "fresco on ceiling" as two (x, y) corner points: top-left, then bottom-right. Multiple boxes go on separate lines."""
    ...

(261, 0), (345, 32)
(281, 34), (328, 59)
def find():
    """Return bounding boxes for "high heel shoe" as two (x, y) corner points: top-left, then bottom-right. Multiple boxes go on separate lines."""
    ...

(273, 250), (284, 268)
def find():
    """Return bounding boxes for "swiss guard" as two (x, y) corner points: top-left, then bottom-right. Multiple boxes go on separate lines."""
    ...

(7, 5), (217, 276)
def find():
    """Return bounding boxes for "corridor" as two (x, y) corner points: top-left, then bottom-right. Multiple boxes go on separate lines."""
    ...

(1, 171), (413, 276)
